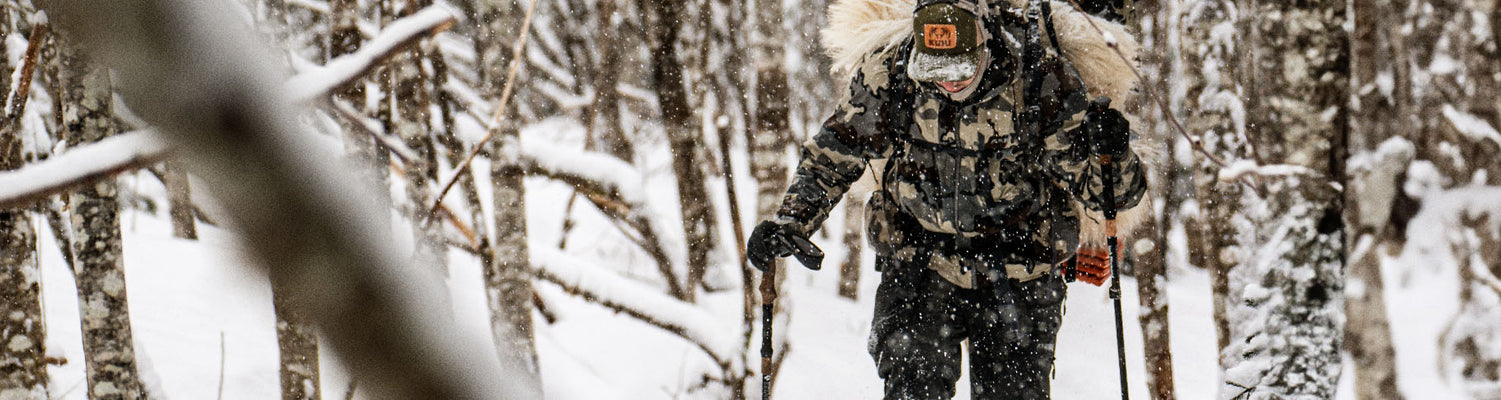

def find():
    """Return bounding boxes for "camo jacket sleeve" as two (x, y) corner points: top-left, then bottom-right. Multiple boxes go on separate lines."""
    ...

(774, 46), (906, 234)
(1037, 55), (1147, 212)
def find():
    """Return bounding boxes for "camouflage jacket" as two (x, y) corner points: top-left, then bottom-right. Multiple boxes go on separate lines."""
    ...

(777, 31), (1147, 285)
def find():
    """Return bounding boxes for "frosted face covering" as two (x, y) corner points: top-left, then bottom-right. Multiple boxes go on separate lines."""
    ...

(909, 2), (984, 82)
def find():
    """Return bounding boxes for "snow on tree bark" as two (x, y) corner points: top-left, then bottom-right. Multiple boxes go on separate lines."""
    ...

(57, 42), (148, 400)
(476, 2), (542, 398)
(1217, 0), (1348, 396)
(1179, 0), (1245, 355)
(0, 19), (47, 395)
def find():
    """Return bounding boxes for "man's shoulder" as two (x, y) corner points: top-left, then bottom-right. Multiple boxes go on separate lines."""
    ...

(853, 39), (915, 93)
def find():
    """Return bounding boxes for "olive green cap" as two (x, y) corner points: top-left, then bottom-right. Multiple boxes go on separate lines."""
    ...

(909, 2), (984, 82)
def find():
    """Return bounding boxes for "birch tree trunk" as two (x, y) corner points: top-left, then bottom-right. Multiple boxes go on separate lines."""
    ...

(647, 0), (716, 302)
(1344, 0), (1406, 397)
(57, 43), (148, 400)
(476, 2), (542, 397)
(0, 18), (46, 394)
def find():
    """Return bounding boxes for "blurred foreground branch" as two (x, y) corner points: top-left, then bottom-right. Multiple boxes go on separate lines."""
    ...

(40, 0), (528, 398)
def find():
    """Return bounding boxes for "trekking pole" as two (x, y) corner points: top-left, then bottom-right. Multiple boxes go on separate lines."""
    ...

(759, 264), (777, 400)
(1093, 98), (1130, 400)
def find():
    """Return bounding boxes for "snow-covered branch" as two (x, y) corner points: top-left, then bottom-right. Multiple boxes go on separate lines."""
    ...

(285, 5), (456, 104)
(0, 130), (169, 209)
(531, 248), (737, 368)
(1216, 159), (1318, 183)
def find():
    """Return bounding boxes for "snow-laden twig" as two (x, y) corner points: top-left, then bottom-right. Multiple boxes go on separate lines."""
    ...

(284, 0), (330, 14)
(530, 248), (738, 367)
(521, 139), (644, 205)
(284, 5), (456, 104)
(0, 130), (169, 209)
(1216, 159), (1316, 182)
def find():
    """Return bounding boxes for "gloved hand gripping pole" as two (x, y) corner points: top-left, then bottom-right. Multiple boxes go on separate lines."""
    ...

(1093, 97), (1130, 400)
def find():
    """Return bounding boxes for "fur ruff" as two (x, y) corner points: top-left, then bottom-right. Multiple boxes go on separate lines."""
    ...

(826, 0), (1157, 245)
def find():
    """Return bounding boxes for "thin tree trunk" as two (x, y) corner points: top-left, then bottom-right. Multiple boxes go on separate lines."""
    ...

(646, 0), (716, 302)
(838, 194), (862, 300)
(164, 162), (196, 239)
(591, 0), (632, 161)
(1344, 0), (1405, 397)
(387, 0), (447, 276)
(57, 42), (148, 400)
(0, 15), (46, 393)
(1129, 0), (1175, 397)
(476, 2), (542, 398)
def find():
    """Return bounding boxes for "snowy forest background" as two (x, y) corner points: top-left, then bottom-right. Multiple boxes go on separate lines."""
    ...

(0, 0), (1499, 398)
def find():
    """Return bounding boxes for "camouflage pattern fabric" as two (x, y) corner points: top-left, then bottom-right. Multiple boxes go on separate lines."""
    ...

(776, 27), (1146, 285)
(869, 255), (1067, 399)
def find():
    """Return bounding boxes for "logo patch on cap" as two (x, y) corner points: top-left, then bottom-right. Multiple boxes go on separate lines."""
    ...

(924, 24), (958, 49)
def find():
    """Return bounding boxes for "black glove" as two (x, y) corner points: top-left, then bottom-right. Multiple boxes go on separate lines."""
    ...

(747, 219), (824, 272)
(1086, 96), (1131, 158)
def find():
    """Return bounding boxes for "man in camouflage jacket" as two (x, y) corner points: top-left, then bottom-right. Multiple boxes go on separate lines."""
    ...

(748, 0), (1146, 398)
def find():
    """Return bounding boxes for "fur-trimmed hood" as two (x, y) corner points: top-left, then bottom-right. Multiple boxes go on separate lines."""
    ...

(824, 0), (1158, 246)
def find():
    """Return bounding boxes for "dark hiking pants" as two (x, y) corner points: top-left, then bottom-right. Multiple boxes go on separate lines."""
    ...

(868, 255), (1067, 400)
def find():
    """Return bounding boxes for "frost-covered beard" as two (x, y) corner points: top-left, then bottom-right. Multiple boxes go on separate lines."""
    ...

(938, 52), (988, 102)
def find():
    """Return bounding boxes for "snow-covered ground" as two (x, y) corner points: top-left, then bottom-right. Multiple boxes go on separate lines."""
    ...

(34, 128), (1475, 399)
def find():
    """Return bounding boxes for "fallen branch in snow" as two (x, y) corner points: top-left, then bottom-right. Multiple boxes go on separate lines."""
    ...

(0, 130), (170, 209)
(285, 6), (456, 104)
(530, 248), (737, 368)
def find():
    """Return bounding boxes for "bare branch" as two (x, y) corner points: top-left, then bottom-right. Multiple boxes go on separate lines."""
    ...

(427, 0), (541, 223)
(5, 23), (45, 119)
(0, 130), (169, 209)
